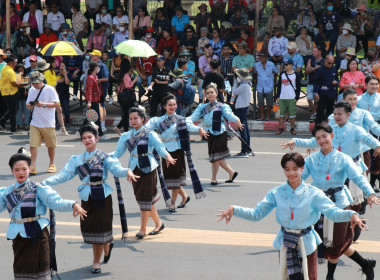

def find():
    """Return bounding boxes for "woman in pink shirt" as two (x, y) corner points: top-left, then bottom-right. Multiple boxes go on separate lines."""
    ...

(133, 6), (151, 39)
(113, 59), (138, 135)
(339, 58), (366, 96)
(2, 3), (21, 31)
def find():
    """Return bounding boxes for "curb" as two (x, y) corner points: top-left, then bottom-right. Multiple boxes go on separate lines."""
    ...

(70, 116), (315, 133)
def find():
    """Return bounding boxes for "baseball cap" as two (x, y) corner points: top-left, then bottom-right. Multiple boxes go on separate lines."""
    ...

(156, 54), (165, 61)
(90, 50), (102, 57)
(29, 55), (37, 61)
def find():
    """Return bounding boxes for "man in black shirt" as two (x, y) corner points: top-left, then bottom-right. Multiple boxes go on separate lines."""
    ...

(146, 54), (171, 116)
(179, 26), (198, 63)
(202, 59), (226, 102)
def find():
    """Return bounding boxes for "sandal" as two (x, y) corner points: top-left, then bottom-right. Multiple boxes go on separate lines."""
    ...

(290, 128), (296, 135)
(276, 128), (285, 135)
(30, 166), (37, 175)
(47, 164), (57, 173)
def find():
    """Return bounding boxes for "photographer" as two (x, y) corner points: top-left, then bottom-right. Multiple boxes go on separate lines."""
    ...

(296, 3), (317, 37)
(26, 71), (60, 175)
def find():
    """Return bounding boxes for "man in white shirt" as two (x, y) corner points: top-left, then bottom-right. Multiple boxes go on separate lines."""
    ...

(46, 3), (66, 33)
(22, 1), (44, 38)
(112, 20), (129, 47)
(268, 26), (289, 65)
(26, 71), (60, 175)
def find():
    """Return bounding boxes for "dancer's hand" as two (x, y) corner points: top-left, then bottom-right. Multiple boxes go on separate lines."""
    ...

(166, 154), (177, 167)
(199, 127), (209, 139)
(350, 214), (368, 231)
(216, 205), (234, 224)
(373, 146), (380, 157)
(236, 120), (244, 131)
(73, 203), (87, 220)
(281, 140), (295, 150)
(305, 148), (316, 155)
(367, 193), (380, 208)
(127, 169), (140, 183)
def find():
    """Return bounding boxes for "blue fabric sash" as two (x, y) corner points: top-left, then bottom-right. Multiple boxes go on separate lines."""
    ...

(282, 226), (312, 280)
(202, 101), (223, 132)
(126, 128), (151, 173)
(77, 150), (108, 204)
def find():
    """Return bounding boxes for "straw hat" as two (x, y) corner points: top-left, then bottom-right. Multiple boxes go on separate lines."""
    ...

(35, 59), (50, 71)
(169, 68), (186, 78)
(345, 48), (356, 56)
(341, 23), (353, 32)
(236, 68), (252, 80)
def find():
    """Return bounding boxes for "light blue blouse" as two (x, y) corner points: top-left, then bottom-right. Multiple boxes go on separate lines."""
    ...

(0, 179), (75, 239)
(328, 108), (380, 153)
(113, 127), (168, 172)
(302, 149), (375, 209)
(233, 181), (356, 255)
(357, 91), (380, 121)
(145, 114), (200, 152)
(293, 122), (380, 172)
(42, 150), (128, 201)
(328, 108), (380, 137)
(189, 102), (239, 135)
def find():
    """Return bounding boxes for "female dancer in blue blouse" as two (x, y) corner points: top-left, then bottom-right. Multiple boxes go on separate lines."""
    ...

(114, 107), (177, 239)
(217, 152), (366, 280)
(0, 153), (87, 279)
(43, 125), (137, 274)
(146, 94), (208, 212)
(189, 84), (243, 185)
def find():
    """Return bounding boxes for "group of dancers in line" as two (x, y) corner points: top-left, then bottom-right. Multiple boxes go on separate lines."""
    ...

(0, 83), (244, 279)
(1, 78), (380, 280)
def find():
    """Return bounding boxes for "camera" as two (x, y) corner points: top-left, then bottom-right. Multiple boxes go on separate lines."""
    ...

(29, 101), (38, 106)
(304, 8), (311, 14)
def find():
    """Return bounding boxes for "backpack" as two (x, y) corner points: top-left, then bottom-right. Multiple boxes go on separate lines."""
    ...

(181, 80), (196, 105)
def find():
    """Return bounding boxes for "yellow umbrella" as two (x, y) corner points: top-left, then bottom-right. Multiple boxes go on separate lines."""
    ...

(40, 41), (83, 56)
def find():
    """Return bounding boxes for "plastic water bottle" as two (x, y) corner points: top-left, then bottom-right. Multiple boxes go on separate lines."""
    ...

(225, 80), (231, 94)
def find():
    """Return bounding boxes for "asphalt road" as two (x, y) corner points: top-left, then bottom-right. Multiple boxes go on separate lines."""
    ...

(0, 130), (379, 280)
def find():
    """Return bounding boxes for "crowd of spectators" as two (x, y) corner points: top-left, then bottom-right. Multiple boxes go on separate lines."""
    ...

(1, 0), (380, 142)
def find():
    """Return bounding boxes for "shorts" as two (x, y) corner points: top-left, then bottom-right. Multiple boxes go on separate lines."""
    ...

(100, 94), (106, 108)
(306, 84), (314, 100)
(279, 99), (297, 118)
(257, 91), (273, 107)
(29, 125), (57, 148)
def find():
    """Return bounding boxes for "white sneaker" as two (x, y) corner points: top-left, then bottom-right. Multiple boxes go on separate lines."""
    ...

(108, 97), (113, 104)
(101, 126), (107, 132)
(59, 127), (70, 136)
(75, 131), (81, 138)
(72, 95), (78, 101)
(100, 135), (111, 140)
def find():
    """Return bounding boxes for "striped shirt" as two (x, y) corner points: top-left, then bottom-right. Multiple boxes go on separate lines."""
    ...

(219, 54), (234, 77)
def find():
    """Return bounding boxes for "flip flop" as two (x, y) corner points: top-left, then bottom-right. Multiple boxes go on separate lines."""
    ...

(30, 166), (37, 175)
(46, 164), (57, 173)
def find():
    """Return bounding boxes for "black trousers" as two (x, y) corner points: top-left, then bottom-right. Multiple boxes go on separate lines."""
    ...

(0, 94), (18, 131)
(81, 102), (104, 136)
(316, 96), (335, 125)
(357, 32), (373, 55)
(116, 90), (135, 131)
(150, 90), (167, 117)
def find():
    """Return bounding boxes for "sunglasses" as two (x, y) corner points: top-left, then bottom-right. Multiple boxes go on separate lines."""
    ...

(327, 62), (334, 65)
(30, 60), (36, 62)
